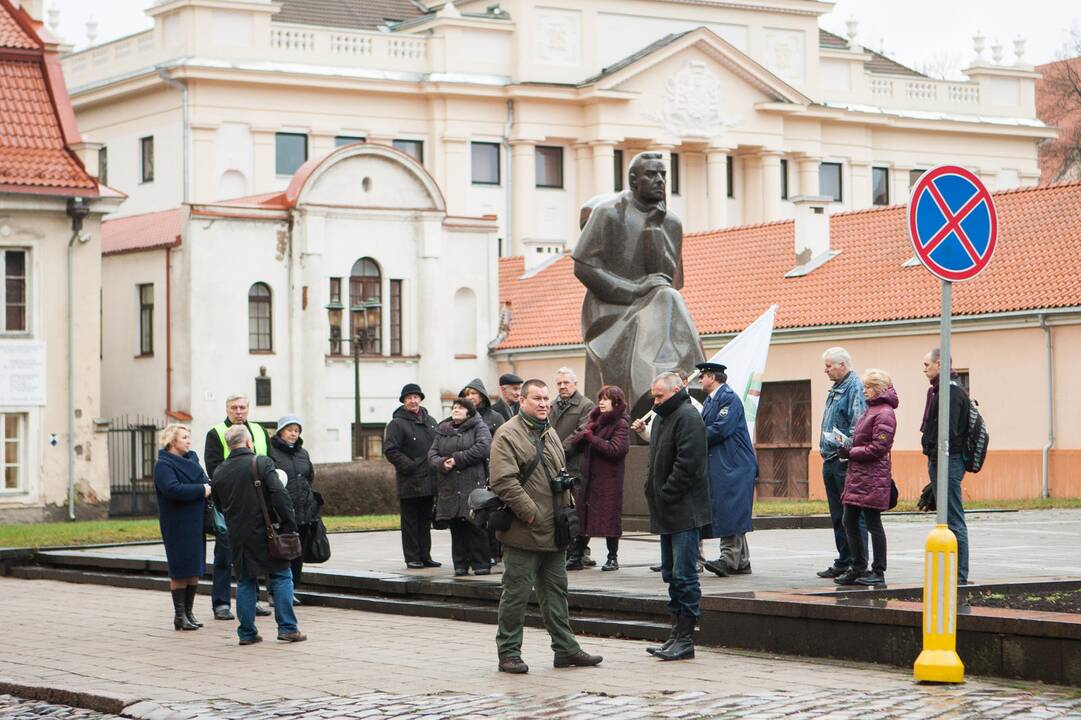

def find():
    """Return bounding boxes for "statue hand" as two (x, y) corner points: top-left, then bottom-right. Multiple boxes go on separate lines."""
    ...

(638, 273), (671, 296)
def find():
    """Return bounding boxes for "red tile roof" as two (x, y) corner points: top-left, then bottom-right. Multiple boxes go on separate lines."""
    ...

(101, 208), (182, 256)
(0, 0), (98, 195)
(497, 182), (1081, 350)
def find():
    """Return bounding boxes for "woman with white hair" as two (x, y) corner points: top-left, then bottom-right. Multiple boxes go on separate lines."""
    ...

(153, 423), (212, 631)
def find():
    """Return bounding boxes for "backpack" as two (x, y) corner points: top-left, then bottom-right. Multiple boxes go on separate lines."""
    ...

(956, 385), (989, 473)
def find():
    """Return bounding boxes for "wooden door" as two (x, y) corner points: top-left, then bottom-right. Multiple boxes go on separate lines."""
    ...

(754, 380), (812, 498)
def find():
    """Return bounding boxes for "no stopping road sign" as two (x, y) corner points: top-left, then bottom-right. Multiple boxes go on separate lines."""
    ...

(908, 165), (998, 282)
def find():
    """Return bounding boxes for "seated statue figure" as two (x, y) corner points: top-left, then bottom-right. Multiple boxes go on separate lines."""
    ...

(573, 152), (705, 418)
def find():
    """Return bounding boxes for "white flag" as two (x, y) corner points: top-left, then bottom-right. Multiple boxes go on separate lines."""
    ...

(699, 305), (777, 441)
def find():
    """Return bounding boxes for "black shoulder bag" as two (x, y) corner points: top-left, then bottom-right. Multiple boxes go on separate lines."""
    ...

(532, 434), (579, 550)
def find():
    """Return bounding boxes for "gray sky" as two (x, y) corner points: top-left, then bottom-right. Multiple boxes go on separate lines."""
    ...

(47, 0), (1081, 73)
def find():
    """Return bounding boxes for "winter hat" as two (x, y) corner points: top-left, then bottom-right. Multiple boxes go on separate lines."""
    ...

(276, 414), (303, 434)
(499, 373), (523, 386)
(399, 383), (425, 403)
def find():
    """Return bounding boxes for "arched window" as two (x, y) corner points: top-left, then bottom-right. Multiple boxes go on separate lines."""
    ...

(248, 282), (272, 352)
(453, 287), (477, 357)
(350, 258), (382, 355)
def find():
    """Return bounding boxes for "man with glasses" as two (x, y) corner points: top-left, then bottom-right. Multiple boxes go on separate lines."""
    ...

(204, 393), (273, 620)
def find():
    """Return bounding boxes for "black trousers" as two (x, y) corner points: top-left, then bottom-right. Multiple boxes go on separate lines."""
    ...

(578, 536), (620, 559)
(842, 504), (886, 575)
(449, 518), (491, 572)
(399, 496), (435, 563)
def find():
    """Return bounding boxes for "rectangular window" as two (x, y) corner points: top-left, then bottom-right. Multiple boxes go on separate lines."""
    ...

(820, 162), (843, 202)
(471, 142), (500, 185)
(275, 133), (308, 176)
(872, 166), (890, 206)
(352, 423), (385, 460)
(334, 135), (365, 147)
(1, 413), (24, 492)
(255, 376), (271, 407)
(2, 249), (27, 333)
(613, 149), (624, 192)
(726, 155), (734, 198)
(98, 146), (108, 186)
(780, 158), (789, 200)
(909, 168), (927, 188)
(671, 152), (681, 196)
(393, 139), (424, 164)
(389, 279), (402, 356)
(140, 136), (154, 183)
(137, 283), (153, 355)
(535, 145), (564, 188)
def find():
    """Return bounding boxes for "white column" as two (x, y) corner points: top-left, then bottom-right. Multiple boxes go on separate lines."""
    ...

(574, 143), (594, 210)
(798, 157), (821, 197)
(743, 154), (764, 224)
(591, 141), (616, 197)
(706, 147), (729, 230)
(760, 151), (784, 223)
(894, 165), (913, 206)
(510, 141), (535, 256)
(849, 161), (871, 209)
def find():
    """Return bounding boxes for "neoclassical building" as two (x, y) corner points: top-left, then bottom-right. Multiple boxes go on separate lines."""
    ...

(65, 0), (1049, 263)
(101, 143), (499, 463)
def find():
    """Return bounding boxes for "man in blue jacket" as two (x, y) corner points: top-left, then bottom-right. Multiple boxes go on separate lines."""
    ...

(817, 347), (868, 579)
(697, 363), (759, 577)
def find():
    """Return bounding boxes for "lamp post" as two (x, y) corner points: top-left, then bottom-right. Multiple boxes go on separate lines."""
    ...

(349, 298), (381, 458)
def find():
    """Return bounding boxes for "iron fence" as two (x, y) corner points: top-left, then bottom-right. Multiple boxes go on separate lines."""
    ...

(107, 415), (164, 517)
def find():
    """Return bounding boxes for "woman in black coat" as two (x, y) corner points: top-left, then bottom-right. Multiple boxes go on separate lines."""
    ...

(428, 398), (492, 576)
(153, 424), (212, 631)
(268, 414), (318, 601)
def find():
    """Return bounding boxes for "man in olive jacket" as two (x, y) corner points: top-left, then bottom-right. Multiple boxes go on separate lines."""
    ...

(211, 425), (305, 645)
(488, 379), (603, 675)
(644, 372), (711, 662)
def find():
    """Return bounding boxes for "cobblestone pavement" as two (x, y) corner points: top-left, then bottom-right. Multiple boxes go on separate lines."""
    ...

(0, 694), (119, 718)
(3, 579), (1080, 719)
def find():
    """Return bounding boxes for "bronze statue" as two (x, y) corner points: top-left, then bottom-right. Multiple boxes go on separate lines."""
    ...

(573, 152), (705, 418)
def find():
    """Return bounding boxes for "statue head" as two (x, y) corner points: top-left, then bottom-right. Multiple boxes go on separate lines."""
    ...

(628, 152), (667, 205)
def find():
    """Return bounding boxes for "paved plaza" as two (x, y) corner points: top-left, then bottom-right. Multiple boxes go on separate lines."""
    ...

(60, 509), (1081, 595)
(3, 578), (1081, 719)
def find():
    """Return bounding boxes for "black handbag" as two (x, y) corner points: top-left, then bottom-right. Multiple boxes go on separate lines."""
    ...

(888, 479), (899, 510)
(203, 497), (226, 536)
(251, 458), (302, 561)
(302, 517), (332, 563)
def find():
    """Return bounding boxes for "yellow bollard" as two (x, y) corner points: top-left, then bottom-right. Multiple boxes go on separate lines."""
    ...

(913, 524), (965, 683)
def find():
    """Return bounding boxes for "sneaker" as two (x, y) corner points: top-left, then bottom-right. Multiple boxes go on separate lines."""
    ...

(498, 656), (529, 674)
(833, 569), (867, 586)
(255, 603), (271, 617)
(553, 650), (603, 668)
(238, 635), (263, 646)
(213, 606), (234, 621)
(406, 561), (425, 569)
(817, 565), (847, 579)
(731, 564), (752, 575)
(855, 572), (885, 587)
(702, 559), (730, 577)
(601, 557), (619, 572)
(277, 631), (307, 642)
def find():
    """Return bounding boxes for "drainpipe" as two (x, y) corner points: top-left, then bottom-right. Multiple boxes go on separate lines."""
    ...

(66, 197), (91, 521)
(502, 99), (514, 257)
(157, 67), (189, 203)
(1040, 314), (1054, 499)
(165, 246), (173, 416)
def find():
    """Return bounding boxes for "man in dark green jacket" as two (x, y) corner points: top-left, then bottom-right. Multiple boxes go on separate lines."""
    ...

(488, 379), (602, 675)
(644, 372), (710, 662)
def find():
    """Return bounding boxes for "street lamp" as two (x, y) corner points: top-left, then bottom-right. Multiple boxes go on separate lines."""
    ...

(349, 298), (381, 459)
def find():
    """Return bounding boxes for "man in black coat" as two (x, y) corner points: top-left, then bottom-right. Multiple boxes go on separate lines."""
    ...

(211, 425), (305, 645)
(204, 392), (273, 620)
(644, 372), (711, 662)
(383, 383), (441, 569)
(491, 373), (523, 422)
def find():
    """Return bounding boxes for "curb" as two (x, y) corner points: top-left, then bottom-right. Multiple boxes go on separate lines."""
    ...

(0, 678), (144, 716)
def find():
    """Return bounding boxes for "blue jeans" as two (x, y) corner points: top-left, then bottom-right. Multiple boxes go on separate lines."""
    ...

(236, 567), (298, 641)
(211, 532), (232, 608)
(928, 455), (969, 583)
(823, 458), (866, 568)
(660, 527), (702, 618)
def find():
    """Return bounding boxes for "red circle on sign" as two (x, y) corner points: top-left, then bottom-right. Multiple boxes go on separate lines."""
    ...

(907, 165), (998, 282)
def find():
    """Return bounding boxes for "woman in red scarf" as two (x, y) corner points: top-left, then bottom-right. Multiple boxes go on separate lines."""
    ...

(565, 385), (630, 571)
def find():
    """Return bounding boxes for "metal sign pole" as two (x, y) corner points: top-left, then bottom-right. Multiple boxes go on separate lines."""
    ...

(914, 279), (964, 683)
(937, 280), (952, 525)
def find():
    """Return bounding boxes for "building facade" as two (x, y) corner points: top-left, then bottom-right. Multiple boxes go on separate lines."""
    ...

(102, 143), (500, 463)
(0, 0), (121, 522)
(494, 182), (1081, 502)
(65, 0), (1049, 265)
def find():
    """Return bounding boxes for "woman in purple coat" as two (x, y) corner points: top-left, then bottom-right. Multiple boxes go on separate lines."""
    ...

(835, 370), (898, 587)
(564, 385), (630, 571)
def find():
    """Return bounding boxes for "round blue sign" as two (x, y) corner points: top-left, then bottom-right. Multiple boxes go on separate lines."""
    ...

(907, 165), (998, 282)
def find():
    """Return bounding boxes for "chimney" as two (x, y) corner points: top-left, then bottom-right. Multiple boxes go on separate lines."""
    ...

(785, 195), (837, 278)
(70, 138), (104, 180)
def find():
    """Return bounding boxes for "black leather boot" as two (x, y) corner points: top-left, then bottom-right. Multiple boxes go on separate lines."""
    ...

(184, 584), (202, 627)
(655, 614), (695, 660)
(172, 589), (198, 631)
(646, 613), (678, 656)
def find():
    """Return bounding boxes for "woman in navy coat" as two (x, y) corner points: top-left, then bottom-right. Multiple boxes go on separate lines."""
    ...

(154, 423), (212, 631)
